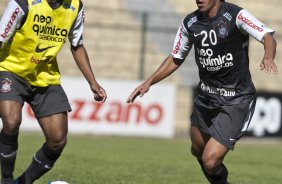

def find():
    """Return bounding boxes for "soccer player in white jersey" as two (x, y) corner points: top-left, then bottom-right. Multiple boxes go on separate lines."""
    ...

(127, 0), (277, 183)
(0, 0), (107, 183)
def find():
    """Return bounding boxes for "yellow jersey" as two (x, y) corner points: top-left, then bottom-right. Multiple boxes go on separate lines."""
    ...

(0, 0), (80, 86)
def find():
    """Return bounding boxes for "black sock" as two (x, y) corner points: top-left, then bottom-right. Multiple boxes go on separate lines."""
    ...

(0, 131), (18, 179)
(210, 164), (228, 184)
(198, 159), (228, 184)
(18, 143), (61, 184)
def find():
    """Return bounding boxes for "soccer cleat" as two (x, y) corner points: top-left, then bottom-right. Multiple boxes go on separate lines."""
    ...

(0, 178), (14, 184)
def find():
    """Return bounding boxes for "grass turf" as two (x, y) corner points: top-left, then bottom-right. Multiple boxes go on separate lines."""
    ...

(13, 133), (282, 184)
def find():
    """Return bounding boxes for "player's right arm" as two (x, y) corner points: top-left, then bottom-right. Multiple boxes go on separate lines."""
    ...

(0, 0), (27, 49)
(127, 23), (192, 103)
(126, 55), (181, 103)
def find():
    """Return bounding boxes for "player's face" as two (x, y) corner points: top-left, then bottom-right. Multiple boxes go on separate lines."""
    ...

(195, 0), (220, 13)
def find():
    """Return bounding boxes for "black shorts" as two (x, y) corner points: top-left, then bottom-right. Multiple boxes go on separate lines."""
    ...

(0, 71), (72, 118)
(190, 97), (256, 150)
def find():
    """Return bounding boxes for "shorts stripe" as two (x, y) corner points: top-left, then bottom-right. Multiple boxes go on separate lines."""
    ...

(241, 99), (255, 132)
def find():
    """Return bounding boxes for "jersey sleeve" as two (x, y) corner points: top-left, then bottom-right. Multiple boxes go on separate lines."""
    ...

(236, 9), (275, 42)
(68, 4), (84, 47)
(0, 0), (27, 43)
(171, 22), (193, 60)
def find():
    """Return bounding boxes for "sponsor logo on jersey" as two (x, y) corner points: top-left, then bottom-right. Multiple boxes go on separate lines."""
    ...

(200, 82), (236, 97)
(0, 8), (20, 39)
(32, 0), (42, 6)
(237, 13), (264, 32)
(172, 25), (184, 55)
(30, 56), (53, 64)
(35, 45), (55, 53)
(194, 32), (201, 37)
(223, 12), (232, 21)
(197, 48), (234, 72)
(33, 14), (68, 43)
(31, 45), (55, 64)
(63, 3), (76, 11)
(187, 16), (197, 28)
(1, 78), (12, 93)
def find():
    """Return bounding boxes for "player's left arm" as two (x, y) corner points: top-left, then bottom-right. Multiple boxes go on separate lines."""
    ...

(127, 22), (192, 103)
(71, 45), (107, 102)
(260, 32), (277, 74)
(236, 9), (278, 74)
(69, 4), (107, 102)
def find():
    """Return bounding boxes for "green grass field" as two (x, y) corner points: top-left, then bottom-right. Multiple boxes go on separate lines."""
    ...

(13, 133), (282, 184)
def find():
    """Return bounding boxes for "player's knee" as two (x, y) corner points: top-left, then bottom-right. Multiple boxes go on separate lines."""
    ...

(47, 136), (67, 152)
(1, 116), (21, 135)
(1, 126), (20, 136)
(202, 160), (217, 174)
(202, 156), (221, 174)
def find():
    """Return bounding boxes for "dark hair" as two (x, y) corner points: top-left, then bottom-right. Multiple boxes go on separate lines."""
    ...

(221, 0), (225, 1)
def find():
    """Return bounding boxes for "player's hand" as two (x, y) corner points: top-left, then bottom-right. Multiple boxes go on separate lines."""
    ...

(126, 82), (150, 103)
(91, 84), (107, 103)
(260, 58), (278, 74)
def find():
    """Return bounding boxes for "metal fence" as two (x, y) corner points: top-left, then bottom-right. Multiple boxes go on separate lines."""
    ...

(81, 6), (199, 86)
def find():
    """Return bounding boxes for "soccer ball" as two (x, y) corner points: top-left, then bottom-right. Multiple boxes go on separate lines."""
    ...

(48, 181), (69, 184)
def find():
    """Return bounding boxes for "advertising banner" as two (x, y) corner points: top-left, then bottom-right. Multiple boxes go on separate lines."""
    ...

(19, 77), (176, 138)
(246, 92), (282, 137)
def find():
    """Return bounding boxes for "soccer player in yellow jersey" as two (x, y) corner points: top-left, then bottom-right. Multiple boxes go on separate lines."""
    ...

(0, 0), (107, 183)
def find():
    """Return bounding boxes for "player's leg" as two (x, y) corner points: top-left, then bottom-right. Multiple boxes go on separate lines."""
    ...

(190, 103), (221, 183)
(190, 125), (222, 183)
(0, 101), (22, 184)
(15, 85), (71, 184)
(0, 71), (28, 184)
(190, 125), (210, 159)
(201, 137), (229, 184)
(190, 101), (230, 184)
(199, 99), (256, 184)
(17, 112), (68, 184)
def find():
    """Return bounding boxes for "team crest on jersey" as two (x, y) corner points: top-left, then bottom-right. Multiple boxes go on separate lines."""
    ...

(216, 21), (230, 38)
(1, 78), (12, 93)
